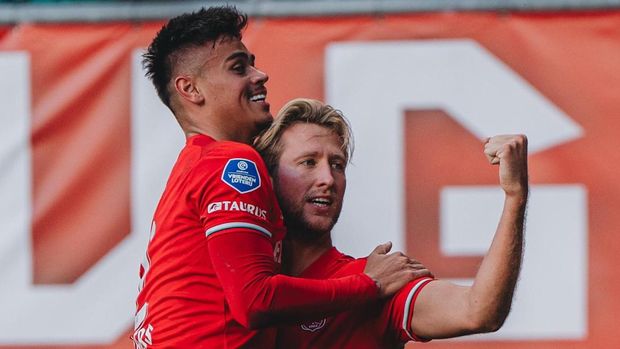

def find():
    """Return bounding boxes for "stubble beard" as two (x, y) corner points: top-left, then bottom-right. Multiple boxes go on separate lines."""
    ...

(279, 197), (340, 244)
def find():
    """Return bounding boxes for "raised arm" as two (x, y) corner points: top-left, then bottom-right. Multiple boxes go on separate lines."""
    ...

(411, 134), (528, 339)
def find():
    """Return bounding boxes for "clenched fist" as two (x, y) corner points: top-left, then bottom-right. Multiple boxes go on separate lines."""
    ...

(483, 135), (529, 197)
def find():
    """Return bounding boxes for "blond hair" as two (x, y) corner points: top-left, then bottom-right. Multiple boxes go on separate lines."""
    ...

(254, 98), (354, 174)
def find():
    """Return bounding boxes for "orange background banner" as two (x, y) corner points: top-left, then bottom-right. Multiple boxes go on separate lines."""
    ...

(0, 10), (618, 348)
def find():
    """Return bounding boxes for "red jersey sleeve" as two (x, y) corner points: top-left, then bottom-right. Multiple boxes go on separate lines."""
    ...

(190, 142), (378, 329)
(383, 277), (434, 343)
(209, 231), (379, 329)
(193, 142), (282, 241)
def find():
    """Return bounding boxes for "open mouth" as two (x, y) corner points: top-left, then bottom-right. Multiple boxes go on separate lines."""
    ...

(249, 93), (266, 102)
(309, 197), (332, 208)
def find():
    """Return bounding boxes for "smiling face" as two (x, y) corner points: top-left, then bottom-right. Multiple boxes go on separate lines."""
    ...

(274, 123), (347, 240)
(179, 36), (272, 142)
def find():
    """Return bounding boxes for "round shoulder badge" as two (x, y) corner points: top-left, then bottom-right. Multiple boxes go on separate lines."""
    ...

(221, 158), (262, 194)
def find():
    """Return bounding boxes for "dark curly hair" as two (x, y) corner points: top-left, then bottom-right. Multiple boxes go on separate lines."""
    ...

(143, 6), (248, 110)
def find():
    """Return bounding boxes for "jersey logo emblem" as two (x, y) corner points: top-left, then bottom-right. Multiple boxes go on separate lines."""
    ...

(301, 318), (327, 332)
(221, 158), (261, 194)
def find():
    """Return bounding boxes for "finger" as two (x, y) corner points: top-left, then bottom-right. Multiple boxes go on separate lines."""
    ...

(407, 261), (426, 269)
(411, 269), (433, 279)
(485, 153), (496, 164)
(484, 144), (501, 163)
(388, 251), (406, 257)
(370, 241), (392, 255)
(410, 266), (429, 274)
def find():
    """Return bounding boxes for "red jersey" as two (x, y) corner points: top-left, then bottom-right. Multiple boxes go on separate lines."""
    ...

(276, 247), (433, 349)
(133, 135), (378, 349)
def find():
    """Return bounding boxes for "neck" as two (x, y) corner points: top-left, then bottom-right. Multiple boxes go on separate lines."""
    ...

(178, 109), (254, 144)
(283, 231), (333, 276)
(185, 128), (251, 144)
(184, 121), (253, 144)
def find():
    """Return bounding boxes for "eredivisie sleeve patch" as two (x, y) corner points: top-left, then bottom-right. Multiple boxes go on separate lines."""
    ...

(221, 158), (261, 194)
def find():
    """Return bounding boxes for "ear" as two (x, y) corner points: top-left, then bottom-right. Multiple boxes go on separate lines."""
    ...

(174, 75), (205, 105)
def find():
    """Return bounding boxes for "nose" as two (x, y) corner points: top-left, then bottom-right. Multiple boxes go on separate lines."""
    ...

(316, 161), (335, 188)
(251, 66), (269, 85)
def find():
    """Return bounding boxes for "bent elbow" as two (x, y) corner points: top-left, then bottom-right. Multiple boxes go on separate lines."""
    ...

(469, 311), (509, 334)
(228, 274), (278, 330)
(227, 299), (267, 330)
(246, 308), (272, 330)
(232, 300), (273, 330)
(478, 317), (506, 333)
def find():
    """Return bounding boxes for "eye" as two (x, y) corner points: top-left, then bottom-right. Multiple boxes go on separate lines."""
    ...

(331, 161), (345, 171)
(300, 159), (316, 167)
(231, 61), (247, 75)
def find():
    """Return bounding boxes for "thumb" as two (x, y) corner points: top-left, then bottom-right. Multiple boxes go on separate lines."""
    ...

(371, 241), (392, 255)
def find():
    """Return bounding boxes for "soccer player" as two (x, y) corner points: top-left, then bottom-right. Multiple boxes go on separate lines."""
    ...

(254, 98), (529, 348)
(132, 7), (428, 349)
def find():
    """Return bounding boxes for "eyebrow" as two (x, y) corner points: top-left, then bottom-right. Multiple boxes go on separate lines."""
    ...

(225, 51), (255, 64)
(329, 153), (347, 163)
(292, 151), (319, 162)
(292, 151), (346, 162)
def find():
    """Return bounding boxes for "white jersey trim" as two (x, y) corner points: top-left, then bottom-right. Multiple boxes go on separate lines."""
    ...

(205, 222), (272, 238)
(402, 277), (433, 340)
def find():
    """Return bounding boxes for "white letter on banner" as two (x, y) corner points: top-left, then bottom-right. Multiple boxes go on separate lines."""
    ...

(0, 50), (182, 343)
(326, 40), (587, 339)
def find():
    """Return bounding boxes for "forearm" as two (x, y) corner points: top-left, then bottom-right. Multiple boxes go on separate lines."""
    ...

(467, 191), (527, 331)
(208, 230), (378, 329)
(242, 271), (377, 328)
(411, 192), (527, 339)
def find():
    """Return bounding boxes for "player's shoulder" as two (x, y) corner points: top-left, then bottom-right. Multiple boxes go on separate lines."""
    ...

(193, 140), (266, 174)
(206, 140), (262, 159)
(339, 251), (358, 264)
(330, 249), (366, 275)
(178, 138), (265, 186)
(348, 255), (368, 269)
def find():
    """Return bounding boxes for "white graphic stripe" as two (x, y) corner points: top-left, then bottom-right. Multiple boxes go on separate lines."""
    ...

(205, 222), (272, 238)
(402, 277), (433, 340)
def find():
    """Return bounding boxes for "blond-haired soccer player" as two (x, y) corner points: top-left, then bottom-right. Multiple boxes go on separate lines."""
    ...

(255, 98), (528, 348)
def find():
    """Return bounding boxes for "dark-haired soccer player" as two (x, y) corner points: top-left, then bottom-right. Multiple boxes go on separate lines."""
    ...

(132, 7), (428, 349)
(254, 98), (528, 348)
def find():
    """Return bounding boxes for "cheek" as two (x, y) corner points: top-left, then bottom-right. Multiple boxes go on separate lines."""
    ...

(209, 80), (239, 98)
(336, 178), (346, 205)
(276, 168), (308, 200)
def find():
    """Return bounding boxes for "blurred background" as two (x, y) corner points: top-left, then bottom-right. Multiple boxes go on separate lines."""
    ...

(0, 0), (619, 348)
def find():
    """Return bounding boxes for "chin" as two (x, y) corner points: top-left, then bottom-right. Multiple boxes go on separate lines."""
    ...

(285, 217), (334, 242)
(306, 219), (336, 236)
(256, 117), (273, 133)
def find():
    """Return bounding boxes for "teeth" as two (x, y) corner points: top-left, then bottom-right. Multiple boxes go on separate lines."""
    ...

(250, 94), (266, 102)
(311, 198), (331, 206)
